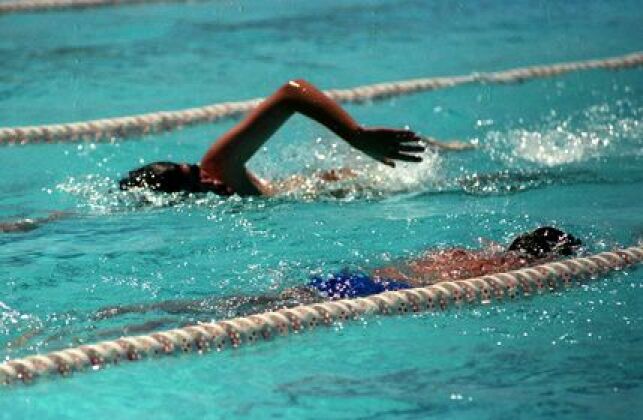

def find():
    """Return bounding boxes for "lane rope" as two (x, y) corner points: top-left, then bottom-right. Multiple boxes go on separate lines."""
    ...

(0, 0), (195, 14)
(2, 52), (641, 145)
(1, 245), (641, 385)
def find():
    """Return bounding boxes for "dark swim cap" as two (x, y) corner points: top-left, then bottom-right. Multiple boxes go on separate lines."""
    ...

(507, 227), (582, 258)
(119, 162), (201, 193)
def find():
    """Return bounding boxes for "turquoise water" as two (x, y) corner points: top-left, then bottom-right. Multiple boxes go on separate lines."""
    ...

(1, 0), (642, 417)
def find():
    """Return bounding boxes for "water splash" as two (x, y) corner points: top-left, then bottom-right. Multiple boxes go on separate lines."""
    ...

(253, 136), (444, 200)
(485, 102), (642, 167)
(503, 127), (608, 166)
(56, 137), (445, 210)
(56, 174), (233, 213)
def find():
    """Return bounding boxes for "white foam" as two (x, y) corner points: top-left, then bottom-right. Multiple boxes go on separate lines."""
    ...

(485, 102), (642, 167)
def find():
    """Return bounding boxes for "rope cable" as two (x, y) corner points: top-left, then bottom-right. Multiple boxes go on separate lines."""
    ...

(0, 0), (198, 14)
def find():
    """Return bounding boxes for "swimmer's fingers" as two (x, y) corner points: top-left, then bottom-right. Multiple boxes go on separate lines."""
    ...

(349, 127), (424, 166)
(380, 153), (422, 167)
(360, 127), (421, 143)
(388, 142), (425, 163)
(397, 143), (426, 153)
(389, 152), (423, 163)
(392, 130), (422, 142)
(389, 131), (418, 142)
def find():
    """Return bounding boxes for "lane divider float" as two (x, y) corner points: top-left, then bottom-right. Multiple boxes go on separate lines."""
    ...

(0, 0), (196, 14)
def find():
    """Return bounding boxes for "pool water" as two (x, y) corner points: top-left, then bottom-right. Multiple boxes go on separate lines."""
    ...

(1, 0), (642, 418)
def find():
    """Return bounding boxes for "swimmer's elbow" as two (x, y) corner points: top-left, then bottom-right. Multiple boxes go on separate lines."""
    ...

(289, 78), (311, 87)
(284, 78), (310, 89)
(278, 79), (313, 99)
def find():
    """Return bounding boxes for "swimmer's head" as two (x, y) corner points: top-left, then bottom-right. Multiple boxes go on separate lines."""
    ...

(507, 227), (582, 258)
(119, 162), (201, 193)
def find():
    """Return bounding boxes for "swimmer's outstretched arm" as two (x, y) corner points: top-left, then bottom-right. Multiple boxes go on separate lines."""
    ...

(200, 79), (425, 195)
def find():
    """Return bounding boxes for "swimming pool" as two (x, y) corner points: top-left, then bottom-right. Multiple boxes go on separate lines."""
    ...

(1, 0), (642, 417)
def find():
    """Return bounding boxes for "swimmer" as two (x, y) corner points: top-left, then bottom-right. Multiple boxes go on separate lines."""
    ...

(1, 80), (473, 234)
(118, 79), (467, 196)
(8, 226), (581, 349)
(318, 226), (582, 299)
(94, 226), (582, 320)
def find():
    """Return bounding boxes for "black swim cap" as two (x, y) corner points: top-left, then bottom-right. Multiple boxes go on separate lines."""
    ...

(119, 162), (201, 193)
(507, 227), (582, 258)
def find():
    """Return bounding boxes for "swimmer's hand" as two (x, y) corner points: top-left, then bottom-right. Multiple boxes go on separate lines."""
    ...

(348, 127), (425, 167)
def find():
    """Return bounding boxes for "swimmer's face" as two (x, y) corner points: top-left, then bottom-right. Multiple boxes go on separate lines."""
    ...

(119, 161), (201, 193)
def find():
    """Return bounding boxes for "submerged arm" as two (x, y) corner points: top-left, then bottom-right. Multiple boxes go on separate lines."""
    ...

(422, 136), (475, 151)
(0, 211), (70, 234)
(200, 79), (424, 195)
